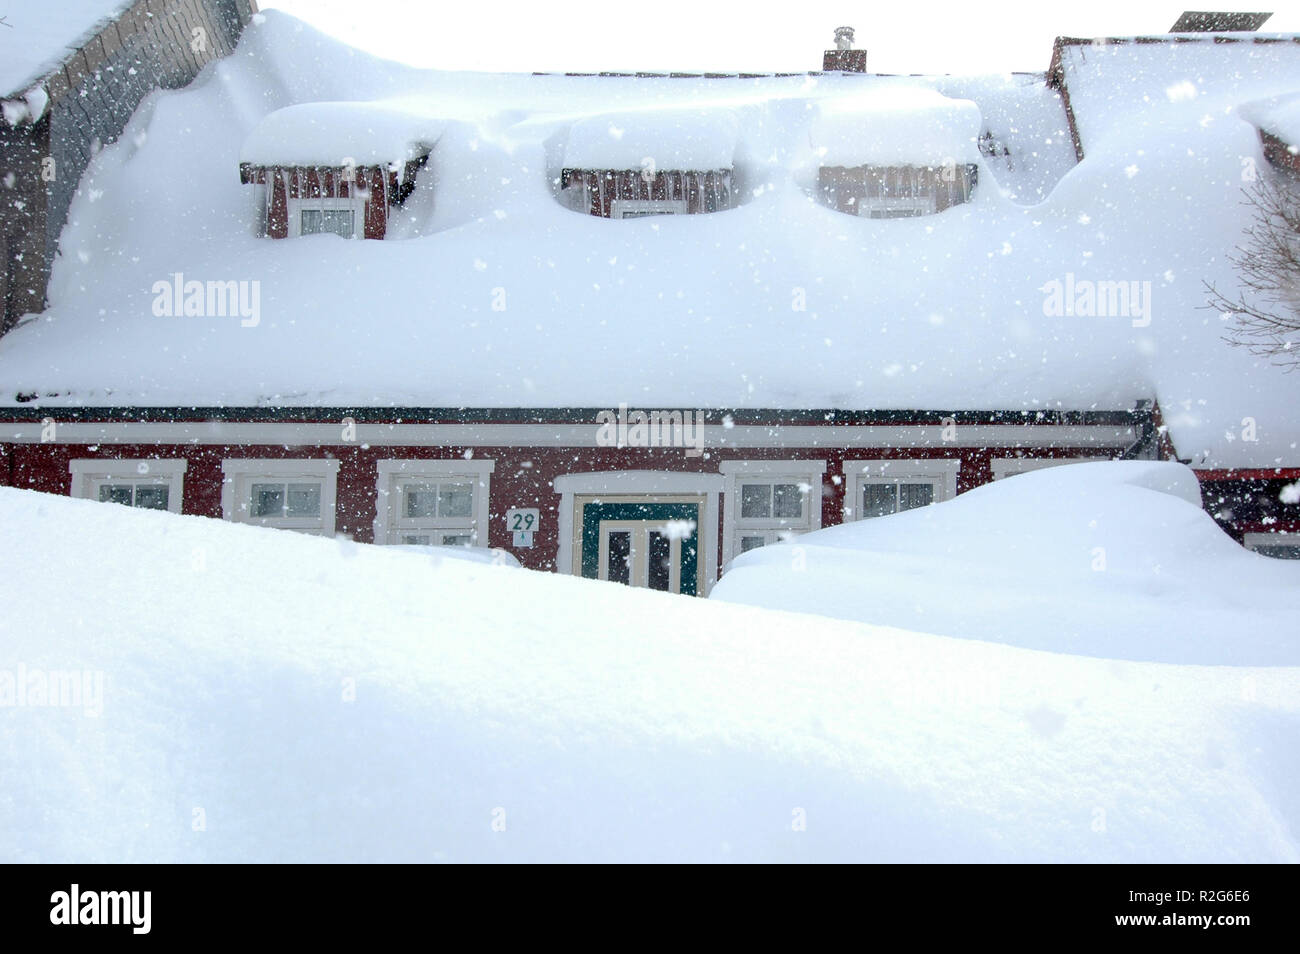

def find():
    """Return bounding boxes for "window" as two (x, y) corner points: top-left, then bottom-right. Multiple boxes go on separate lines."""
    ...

(221, 459), (340, 534)
(69, 459), (187, 514)
(990, 457), (1101, 480)
(286, 196), (367, 239)
(373, 459), (495, 547)
(844, 459), (960, 521)
(720, 460), (827, 566)
(861, 167), (938, 219)
(1244, 532), (1300, 560)
(610, 199), (689, 219)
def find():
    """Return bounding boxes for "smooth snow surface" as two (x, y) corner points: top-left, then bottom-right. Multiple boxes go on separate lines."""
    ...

(0, 15), (1297, 468)
(712, 461), (1300, 666)
(1, 483), (1297, 862)
(239, 101), (444, 167)
(563, 107), (739, 170)
(810, 87), (981, 166)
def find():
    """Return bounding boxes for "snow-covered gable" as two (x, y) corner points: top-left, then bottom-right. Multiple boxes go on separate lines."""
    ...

(0, 0), (130, 98)
(563, 108), (739, 170)
(810, 87), (981, 167)
(1052, 34), (1300, 155)
(240, 101), (444, 169)
(1240, 92), (1300, 146)
(2, 13), (1300, 468)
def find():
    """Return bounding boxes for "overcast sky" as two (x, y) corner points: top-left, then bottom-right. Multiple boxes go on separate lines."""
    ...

(258, 1), (1300, 75)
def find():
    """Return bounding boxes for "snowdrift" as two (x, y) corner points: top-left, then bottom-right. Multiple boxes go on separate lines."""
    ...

(711, 461), (1300, 665)
(1, 483), (1298, 862)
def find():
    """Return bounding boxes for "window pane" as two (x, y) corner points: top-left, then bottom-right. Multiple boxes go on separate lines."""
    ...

(1256, 544), (1300, 560)
(862, 484), (898, 519)
(899, 483), (934, 511)
(773, 483), (804, 519)
(404, 484), (439, 519)
(607, 531), (631, 585)
(740, 483), (771, 519)
(440, 533), (473, 547)
(402, 534), (431, 545)
(251, 483), (285, 517)
(134, 485), (170, 510)
(285, 483), (321, 518)
(648, 531), (671, 591)
(740, 535), (766, 553)
(438, 483), (473, 518)
(99, 484), (134, 506)
(300, 208), (354, 237)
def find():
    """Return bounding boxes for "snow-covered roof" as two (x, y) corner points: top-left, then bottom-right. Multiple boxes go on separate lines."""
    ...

(1240, 92), (1300, 144)
(2, 12), (1300, 468)
(563, 108), (739, 170)
(240, 101), (444, 167)
(0, 0), (130, 98)
(1052, 34), (1300, 155)
(810, 88), (981, 166)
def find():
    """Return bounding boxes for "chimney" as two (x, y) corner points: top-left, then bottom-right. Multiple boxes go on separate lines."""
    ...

(823, 26), (867, 72)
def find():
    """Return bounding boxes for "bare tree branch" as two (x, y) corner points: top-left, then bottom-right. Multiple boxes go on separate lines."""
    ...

(1204, 175), (1300, 370)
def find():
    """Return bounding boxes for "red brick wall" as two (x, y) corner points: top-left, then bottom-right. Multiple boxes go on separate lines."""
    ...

(4, 440), (1116, 574)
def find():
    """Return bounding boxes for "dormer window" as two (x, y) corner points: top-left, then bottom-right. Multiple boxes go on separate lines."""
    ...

(239, 103), (436, 240)
(560, 109), (739, 218)
(820, 163), (977, 219)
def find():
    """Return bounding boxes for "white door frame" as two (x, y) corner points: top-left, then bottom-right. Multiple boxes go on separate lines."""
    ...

(554, 471), (723, 594)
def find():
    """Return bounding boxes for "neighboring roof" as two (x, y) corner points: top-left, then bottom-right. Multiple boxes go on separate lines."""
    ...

(239, 101), (443, 168)
(1169, 11), (1273, 33)
(0, 11), (1298, 468)
(562, 108), (739, 170)
(1239, 92), (1300, 143)
(0, 0), (131, 98)
(1048, 33), (1300, 157)
(810, 87), (980, 166)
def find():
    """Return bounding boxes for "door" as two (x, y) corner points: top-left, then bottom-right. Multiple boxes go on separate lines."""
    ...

(574, 496), (704, 595)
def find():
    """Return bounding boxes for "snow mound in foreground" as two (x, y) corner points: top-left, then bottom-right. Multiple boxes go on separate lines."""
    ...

(712, 461), (1300, 665)
(1, 484), (1298, 862)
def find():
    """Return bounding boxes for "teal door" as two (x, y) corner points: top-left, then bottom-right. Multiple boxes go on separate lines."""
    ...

(579, 500), (701, 595)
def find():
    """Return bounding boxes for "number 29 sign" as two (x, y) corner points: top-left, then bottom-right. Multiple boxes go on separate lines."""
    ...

(505, 508), (540, 548)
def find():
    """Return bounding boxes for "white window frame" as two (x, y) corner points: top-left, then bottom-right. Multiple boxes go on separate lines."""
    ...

(69, 458), (187, 514)
(1244, 532), (1300, 559)
(221, 458), (340, 534)
(286, 195), (367, 239)
(610, 198), (689, 219)
(862, 194), (938, 218)
(844, 458), (960, 521)
(990, 457), (1102, 480)
(373, 459), (495, 547)
(720, 460), (826, 568)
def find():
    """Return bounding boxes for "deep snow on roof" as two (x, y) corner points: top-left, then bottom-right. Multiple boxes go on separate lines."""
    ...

(0, 0), (130, 97)
(0, 12), (1299, 468)
(239, 101), (444, 167)
(563, 107), (739, 170)
(810, 87), (981, 166)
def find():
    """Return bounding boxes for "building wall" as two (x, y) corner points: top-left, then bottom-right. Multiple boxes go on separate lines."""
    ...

(4, 438), (1122, 577)
(0, 0), (257, 333)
